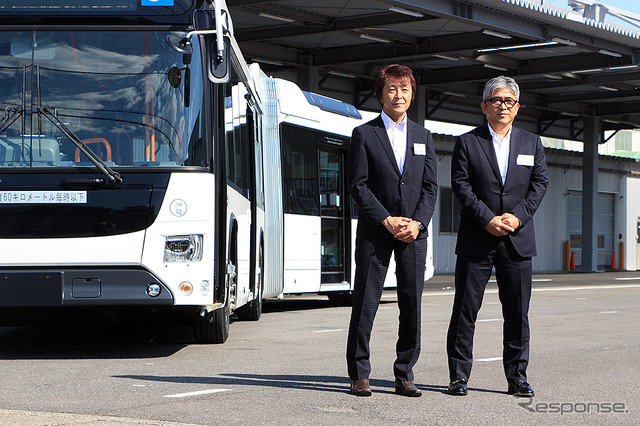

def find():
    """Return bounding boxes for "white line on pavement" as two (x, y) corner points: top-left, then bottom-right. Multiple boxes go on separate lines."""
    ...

(532, 284), (640, 292)
(163, 389), (232, 398)
(614, 277), (640, 280)
(314, 329), (347, 333)
(477, 357), (503, 362)
(422, 283), (640, 298)
(599, 311), (619, 314)
(478, 319), (501, 322)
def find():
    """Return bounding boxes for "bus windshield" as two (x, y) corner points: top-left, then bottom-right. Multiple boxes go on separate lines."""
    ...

(0, 30), (207, 169)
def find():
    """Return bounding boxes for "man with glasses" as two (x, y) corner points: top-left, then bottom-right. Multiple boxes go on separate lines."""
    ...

(446, 76), (548, 397)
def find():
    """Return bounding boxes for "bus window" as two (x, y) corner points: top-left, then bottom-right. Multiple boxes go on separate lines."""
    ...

(280, 124), (320, 216)
(224, 76), (252, 198)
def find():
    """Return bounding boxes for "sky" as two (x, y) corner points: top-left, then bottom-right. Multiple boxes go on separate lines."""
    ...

(543, 0), (640, 17)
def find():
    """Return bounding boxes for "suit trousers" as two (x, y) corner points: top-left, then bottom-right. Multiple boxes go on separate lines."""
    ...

(346, 234), (427, 381)
(447, 238), (532, 383)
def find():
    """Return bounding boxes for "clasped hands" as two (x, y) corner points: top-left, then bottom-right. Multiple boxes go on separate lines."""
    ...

(382, 216), (420, 243)
(485, 213), (520, 237)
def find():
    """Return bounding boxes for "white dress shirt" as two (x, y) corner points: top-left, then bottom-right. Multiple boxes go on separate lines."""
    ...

(488, 124), (512, 184)
(381, 111), (408, 175)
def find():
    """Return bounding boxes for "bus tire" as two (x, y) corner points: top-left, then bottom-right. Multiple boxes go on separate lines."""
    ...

(327, 291), (353, 306)
(193, 307), (229, 344)
(237, 244), (263, 321)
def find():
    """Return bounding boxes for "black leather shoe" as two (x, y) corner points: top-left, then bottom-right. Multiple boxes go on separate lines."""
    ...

(394, 379), (422, 397)
(447, 379), (468, 396)
(350, 379), (372, 396)
(508, 381), (534, 397)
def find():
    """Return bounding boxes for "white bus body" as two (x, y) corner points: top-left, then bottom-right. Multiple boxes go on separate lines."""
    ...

(0, 0), (268, 343)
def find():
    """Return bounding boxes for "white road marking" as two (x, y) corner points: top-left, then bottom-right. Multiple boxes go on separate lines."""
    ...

(314, 329), (347, 333)
(478, 318), (501, 322)
(486, 278), (550, 283)
(164, 389), (232, 398)
(532, 284), (640, 292)
(477, 357), (503, 362)
(133, 384), (146, 387)
(599, 311), (619, 314)
(614, 277), (640, 280)
(422, 283), (640, 298)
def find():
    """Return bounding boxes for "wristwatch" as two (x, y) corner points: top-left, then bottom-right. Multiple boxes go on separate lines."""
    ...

(414, 220), (426, 231)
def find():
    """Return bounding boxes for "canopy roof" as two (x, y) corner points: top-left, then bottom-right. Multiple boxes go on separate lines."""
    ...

(230, 0), (640, 141)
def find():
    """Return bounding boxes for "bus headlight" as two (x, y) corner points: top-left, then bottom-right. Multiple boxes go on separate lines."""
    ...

(164, 235), (203, 262)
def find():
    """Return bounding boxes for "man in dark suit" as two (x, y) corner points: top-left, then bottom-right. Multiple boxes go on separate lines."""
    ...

(346, 64), (437, 397)
(446, 76), (548, 397)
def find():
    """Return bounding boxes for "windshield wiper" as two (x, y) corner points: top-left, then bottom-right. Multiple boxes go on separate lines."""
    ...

(38, 106), (123, 186)
(34, 64), (121, 186)
(0, 106), (24, 136)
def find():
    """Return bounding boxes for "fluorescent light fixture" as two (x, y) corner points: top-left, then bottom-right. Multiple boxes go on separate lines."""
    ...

(573, 65), (638, 74)
(252, 57), (283, 66)
(552, 37), (577, 46)
(328, 70), (357, 79)
(483, 63), (509, 71)
(562, 112), (580, 117)
(482, 29), (512, 39)
(571, 68), (603, 74)
(599, 49), (622, 57)
(443, 91), (466, 98)
(360, 33), (391, 43)
(258, 12), (295, 23)
(542, 74), (563, 80)
(599, 85), (618, 91)
(477, 41), (557, 53)
(609, 65), (639, 71)
(433, 54), (460, 61)
(389, 6), (423, 18)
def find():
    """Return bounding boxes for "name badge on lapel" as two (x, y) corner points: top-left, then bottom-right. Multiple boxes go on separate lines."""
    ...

(413, 143), (426, 156)
(516, 154), (534, 166)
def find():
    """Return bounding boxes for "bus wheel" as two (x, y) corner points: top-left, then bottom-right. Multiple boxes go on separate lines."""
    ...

(327, 291), (353, 306)
(237, 245), (263, 321)
(193, 307), (229, 344)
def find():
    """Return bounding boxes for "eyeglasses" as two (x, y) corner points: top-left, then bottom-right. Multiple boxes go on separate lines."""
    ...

(484, 97), (518, 109)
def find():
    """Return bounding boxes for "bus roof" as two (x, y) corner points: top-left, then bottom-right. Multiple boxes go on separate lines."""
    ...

(0, 0), (203, 26)
(273, 77), (366, 137)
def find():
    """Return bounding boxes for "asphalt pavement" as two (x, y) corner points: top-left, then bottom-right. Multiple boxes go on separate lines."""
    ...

(0, 271), (638, 425)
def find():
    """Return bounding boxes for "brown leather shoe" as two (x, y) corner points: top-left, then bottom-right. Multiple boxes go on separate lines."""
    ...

(350, 379), (372, 396)
(394, 379), (422, 397)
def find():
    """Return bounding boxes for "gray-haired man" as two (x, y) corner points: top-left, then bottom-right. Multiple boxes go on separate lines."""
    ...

(446, 76), (548, 397)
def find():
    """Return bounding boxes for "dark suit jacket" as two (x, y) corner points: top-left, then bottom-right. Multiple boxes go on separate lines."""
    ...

(452, 125), (549, 258)
(348, 115), (438, 239)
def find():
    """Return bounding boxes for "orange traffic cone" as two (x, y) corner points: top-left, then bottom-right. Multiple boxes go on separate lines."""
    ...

(570, 252), (576, 270)
(610, 252), (617, 270)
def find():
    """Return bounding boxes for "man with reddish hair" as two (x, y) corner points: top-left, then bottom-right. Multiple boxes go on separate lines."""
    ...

(346, 64), (437, 397)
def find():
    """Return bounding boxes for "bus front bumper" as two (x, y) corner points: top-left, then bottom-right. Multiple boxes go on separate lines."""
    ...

(0, 267), (173, 307)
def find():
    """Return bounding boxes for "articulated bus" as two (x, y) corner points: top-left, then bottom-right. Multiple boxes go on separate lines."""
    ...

(0, 0), (432, 344)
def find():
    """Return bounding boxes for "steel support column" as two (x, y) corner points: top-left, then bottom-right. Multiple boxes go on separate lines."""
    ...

(296, 66), (319, 93)
(581, 115), (600, 272)
(408, 84), (427, 128)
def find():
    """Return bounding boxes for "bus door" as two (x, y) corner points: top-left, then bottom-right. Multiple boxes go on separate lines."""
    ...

(318, 140), (349, 284)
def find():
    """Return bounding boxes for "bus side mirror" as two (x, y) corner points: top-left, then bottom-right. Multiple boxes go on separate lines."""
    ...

(207, 36), (231, 83)
(193, 9), (231, 83)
